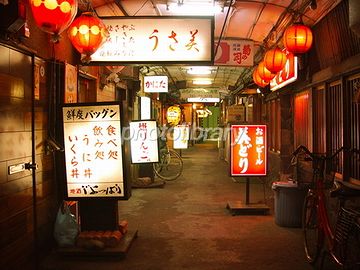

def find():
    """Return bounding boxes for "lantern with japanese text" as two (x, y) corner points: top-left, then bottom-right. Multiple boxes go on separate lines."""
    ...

(29, 0), (78, 42)
(257, 61), (276, 81)
(283, 23), (313, 54)
(252, 68), (269, 88)
(166, 106), (182, 126)
(264, 47), (287, 74)
(68, 12), (109, 63)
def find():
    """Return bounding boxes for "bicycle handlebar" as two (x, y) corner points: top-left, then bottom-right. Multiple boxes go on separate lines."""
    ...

(292, 145), (360, 161)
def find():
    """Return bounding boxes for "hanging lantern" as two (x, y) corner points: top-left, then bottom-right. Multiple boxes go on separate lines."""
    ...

(253, 68), (269, 88)
(264, 47), (287, 74)
(68, 12), (109, 63)
(283, 23), (313, 54)
(257, 61), (276, 81)
(29, 0), (78, 41)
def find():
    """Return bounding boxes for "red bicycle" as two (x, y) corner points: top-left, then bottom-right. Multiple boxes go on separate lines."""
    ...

(292, 145), (360, 269)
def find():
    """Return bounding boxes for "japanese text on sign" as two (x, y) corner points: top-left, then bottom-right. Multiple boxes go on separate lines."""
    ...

(63, 104), (125, 198)
(91, 17), (213, 63)
(144, 76), (168, 93)
(215, 39), (254, 66)
(129, 120), (159, 163)
(230, 125), (267, 176)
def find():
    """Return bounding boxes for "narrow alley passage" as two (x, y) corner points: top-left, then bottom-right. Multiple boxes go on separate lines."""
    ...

(41, 142), (336, 270)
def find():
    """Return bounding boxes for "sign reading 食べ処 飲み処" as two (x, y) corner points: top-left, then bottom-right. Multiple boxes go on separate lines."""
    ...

(230, 125), (267, 176)
(62, 103), (128, 199)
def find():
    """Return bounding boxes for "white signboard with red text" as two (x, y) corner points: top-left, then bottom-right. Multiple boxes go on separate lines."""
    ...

(91, 17), (213, 64)
(129, 120), (159, 163)
(215, 39), (254, 66)
(230, 125), (267, 176)
(270, 52), (298, 91)
(144, 76), (168, 93)
(63, 104), (126, 198)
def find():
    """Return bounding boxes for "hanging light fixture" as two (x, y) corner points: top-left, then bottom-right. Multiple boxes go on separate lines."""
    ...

(68, 12), (109, 63)
(257, 61), (277, 81)
(283, 23), (313, 54)
(29, 0), (78, 42)
(264, 46), (287, 74)
(253, 68), (269, 88)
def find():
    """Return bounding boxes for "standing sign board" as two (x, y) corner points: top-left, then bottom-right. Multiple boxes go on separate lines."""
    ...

(129, 120), (159, 164)
(230, 125), (267, 176)
(62, 103), (128, 199)
(173, 125), (190, 149)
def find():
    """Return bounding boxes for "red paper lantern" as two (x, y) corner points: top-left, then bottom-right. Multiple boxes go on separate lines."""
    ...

(283, 23), (313, 54)
(253, 68), (269, 88)
(257, 61), (276, 81)
(29, 0), (78, 41)
(264, 47), (287, 74)
(68, 12), (109, 62)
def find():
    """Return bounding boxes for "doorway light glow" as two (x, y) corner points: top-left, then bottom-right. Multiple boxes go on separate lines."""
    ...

(187, 66), (213, 75)
(192, 79), (213, 85)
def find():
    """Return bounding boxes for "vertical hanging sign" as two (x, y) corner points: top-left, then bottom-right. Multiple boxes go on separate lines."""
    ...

(129, 120), (159, 164)
(230, 125), (267, 176)
(62, 103), (128, 199)
(173, 125), (190, 149)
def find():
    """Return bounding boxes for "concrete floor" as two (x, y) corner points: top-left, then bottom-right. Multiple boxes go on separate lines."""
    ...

(41, 142), (339, 270)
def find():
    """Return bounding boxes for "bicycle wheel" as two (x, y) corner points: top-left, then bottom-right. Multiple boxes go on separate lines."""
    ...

(302, 193), (323, 264)
(153, 149), (183, 181)
(342, 213), (360, 270)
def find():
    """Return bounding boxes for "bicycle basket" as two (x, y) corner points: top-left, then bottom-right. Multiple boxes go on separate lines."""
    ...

(292, 152), (312, 186)
(334, 207), (360, 245)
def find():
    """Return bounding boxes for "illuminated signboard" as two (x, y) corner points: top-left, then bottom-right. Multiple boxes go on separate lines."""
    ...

(166, 106), (181, 126)
(173, 125), (190, 149)
(140, 96), (151, 120)
(270, 52), (298, 91)
(62, 103), (127, 199)
(187, 97), (220, 103)
(230, 125), (267, 176)
(214, 39), (254, 66)
(144, 76), (168, 93)
(91, 17), (214, 64)
(129, 120), (159, 164)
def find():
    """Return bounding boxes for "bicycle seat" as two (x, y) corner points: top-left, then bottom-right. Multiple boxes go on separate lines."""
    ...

(330, 180), (360, 198)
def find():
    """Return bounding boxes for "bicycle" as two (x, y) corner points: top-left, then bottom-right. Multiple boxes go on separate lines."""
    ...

(292, 145), (360, 270)
(153, 138), (183, 181)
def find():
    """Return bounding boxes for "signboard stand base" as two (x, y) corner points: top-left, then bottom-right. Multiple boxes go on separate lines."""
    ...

(226, 177), (269, 216)
(56, 230), (138, 258)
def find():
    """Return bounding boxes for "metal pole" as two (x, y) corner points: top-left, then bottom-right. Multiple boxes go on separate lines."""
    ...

(245, 177), (250, 205)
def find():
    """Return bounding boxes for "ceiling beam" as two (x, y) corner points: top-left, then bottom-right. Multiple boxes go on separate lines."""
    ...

(115, 0), (129, 16)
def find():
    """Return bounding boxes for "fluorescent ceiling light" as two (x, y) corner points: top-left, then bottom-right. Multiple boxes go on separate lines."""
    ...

(167, 2), (222, 15)
(187, 67), (213, 75)
(192, 79), (213, 85)
(188, 97), (220, 103)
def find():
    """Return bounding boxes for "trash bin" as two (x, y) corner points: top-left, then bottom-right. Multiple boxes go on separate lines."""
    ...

(272, 181), (306, 227)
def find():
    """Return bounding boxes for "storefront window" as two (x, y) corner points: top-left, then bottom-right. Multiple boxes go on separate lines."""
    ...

(294, 90), (312, 150)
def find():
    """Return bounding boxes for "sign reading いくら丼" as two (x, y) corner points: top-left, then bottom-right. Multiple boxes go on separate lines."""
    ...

(62, 104), (127, 199)
(129, 120), (159, 164)
(230, 125), (267, 176)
